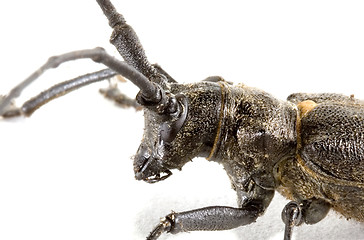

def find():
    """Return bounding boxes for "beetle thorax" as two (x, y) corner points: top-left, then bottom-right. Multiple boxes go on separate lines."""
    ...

(210, 84), (297, 190)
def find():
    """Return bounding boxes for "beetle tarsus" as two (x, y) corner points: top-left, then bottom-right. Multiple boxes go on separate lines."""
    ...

(147, 217), (173, 240)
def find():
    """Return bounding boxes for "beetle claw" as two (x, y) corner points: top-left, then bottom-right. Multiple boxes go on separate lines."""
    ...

(147, 216), (173, 240)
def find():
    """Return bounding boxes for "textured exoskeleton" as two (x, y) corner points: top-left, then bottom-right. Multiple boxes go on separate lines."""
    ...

(137, 80), (364, 239)
(280, 93), (364, 222)
(1, 1), (363, 239)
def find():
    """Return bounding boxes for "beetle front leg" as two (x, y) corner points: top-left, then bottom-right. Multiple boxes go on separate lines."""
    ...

(147, 205), (261, 240)
(148, 187), (275, 239)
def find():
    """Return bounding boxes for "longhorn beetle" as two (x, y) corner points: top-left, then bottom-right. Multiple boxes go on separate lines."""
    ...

(0, 0), (361, 240)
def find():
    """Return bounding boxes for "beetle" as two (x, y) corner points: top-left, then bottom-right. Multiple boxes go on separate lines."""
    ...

(0, 0), (364, 240)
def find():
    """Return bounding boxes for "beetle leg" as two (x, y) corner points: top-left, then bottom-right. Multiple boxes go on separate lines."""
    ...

(147, 187), (275, 239)
(99, 83), (142, 110)
(281, 201), (303, 240)
(147, 205), (261, 239)
(281, 198), (331, 240)
(147, 217), (173, 240)
(300, 198), (331, 225)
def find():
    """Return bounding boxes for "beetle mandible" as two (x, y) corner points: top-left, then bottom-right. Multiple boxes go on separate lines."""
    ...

(1, 0), (364, 239)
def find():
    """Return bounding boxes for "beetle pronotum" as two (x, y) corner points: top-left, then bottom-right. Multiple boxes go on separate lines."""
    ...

(1, 1), (364, 239)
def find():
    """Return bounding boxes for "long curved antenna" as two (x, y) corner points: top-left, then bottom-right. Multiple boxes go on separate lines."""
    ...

(20, 69), (116, 116)
(0, 49), (112, 115)
(1, 1), (179, 117)
(0, 48), (162, 116)
(89, 48), (160, 102)
(1, 68), (116, 118)
(96, 0), (160, 82)
(96, 0), (179, 114)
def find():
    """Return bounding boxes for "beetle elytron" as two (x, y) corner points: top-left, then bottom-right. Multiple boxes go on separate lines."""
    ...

(1, 0), (363, 239)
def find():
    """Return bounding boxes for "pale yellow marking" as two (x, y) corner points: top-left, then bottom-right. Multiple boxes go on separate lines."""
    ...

(297, 100), (317, 117)
(296, 100), (318, 150)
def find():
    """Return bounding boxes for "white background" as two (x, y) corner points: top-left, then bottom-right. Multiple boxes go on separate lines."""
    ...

(1, 1), (364, 239)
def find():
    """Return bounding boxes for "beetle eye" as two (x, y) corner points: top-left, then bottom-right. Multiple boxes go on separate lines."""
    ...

(160, 94), (188, 143)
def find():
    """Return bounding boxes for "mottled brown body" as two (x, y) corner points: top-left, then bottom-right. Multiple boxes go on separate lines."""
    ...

(277, 93), (364, 222)
(209, 83), (297, 205)
(174, 81), (364, 224)
(163, 82), (364, 226)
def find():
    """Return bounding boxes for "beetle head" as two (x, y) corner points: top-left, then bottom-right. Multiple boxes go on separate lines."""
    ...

(95, 0), (223, 183)
(133, 82), (222, 183)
